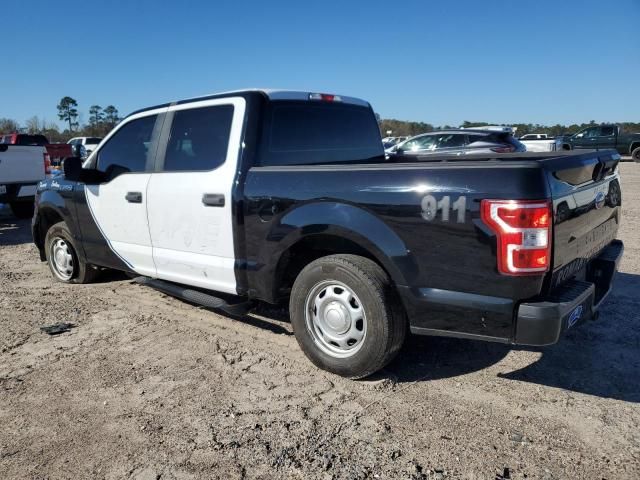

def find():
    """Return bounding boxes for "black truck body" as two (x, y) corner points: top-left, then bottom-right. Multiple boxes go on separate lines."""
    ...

(32, 90), (624, 377)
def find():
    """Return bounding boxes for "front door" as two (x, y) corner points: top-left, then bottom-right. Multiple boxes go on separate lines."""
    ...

(146, 97), (246, 294)
(571, 126), (600, 150)
(79, 111), (165, 276)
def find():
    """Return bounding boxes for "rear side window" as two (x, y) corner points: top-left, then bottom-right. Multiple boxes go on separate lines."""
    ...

(86, 137), (102, 144)
(163, 105), (233, 172)
(600, 126), (615, 136)
(260, 102), (383, 166)
(467, 134), (487, 144)
(97, 115), (157, 173)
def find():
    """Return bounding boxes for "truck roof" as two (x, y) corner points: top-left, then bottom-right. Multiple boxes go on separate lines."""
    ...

(128, 89), (371, 118)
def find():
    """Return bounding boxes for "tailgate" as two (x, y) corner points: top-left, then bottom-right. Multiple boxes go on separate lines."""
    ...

(540, 150), (621, 291)
(0, 145), (46, 184)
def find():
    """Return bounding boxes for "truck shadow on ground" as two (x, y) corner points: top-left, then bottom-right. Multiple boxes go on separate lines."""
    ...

(0, 215), (32, 246)
(383, 272), (640, 403)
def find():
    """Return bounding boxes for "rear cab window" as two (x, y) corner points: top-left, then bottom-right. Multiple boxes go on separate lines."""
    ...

(259, 101), (383, 166)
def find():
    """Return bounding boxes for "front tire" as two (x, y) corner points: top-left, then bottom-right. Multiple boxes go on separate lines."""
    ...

(289, 254), (406, 379)
(9, 201), (34, 219)
(44, 221), (98, 284)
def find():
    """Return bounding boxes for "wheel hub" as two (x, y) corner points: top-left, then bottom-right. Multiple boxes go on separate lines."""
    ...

(304, 281), (367, 358)
(49, 237), (74, 280)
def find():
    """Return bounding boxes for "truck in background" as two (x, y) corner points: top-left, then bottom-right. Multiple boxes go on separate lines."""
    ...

(0, 133), (73, 165)
(561, 124), (640, 160)
(0, 143), (50, 218)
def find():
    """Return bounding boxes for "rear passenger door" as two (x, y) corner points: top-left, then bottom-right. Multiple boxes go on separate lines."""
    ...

(146, 97), (246, 294)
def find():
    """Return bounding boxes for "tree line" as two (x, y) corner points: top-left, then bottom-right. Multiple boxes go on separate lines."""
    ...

(0, 96), (121, 143)
(378, 117), (640, 138)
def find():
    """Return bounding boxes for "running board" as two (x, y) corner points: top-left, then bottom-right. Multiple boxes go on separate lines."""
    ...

(133, 276), (252, 316)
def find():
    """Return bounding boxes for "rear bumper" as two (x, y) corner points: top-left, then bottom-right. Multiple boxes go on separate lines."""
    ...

(0, 182), (38, 203)
(514, 239), (624, 345)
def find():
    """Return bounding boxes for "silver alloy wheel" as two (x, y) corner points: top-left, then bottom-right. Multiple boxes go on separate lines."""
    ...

(49, 237), (74, 281)
(304, 280), (367, 358)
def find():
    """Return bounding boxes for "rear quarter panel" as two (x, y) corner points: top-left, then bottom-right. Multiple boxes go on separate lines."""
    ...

(243, 161), (551, 300)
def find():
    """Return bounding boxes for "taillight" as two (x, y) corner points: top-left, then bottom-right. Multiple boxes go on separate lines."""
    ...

(481, 199), (552, 275)
(43, 152), (52, 175)
(490, 145), (515, 153)
(309, 93), (342, 102)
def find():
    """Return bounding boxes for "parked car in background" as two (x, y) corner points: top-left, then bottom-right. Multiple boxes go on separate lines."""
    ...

(0, 143), (50, 217)
(561, 125), (640, 160)
(32, 89), (623, 378)
(382, 136), (408, 151)
(67, 136), (102, 156)
(389, 128), (525, 158)
(520, 135), (564, 153)
(1, 133), (73, 164)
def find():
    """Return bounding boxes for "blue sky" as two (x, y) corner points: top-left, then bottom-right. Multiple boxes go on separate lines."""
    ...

(3, 0), (639, 128)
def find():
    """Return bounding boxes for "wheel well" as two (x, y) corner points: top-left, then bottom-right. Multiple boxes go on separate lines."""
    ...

(35, 208), (64, 258)
(562, 143), (571, 151)
(630, 142), (640, 154)
(274, 234), (388, 300)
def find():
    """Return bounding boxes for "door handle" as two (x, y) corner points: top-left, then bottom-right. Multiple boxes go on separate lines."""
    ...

(202, 193), (225, 207)
(125, 191), (143, 203)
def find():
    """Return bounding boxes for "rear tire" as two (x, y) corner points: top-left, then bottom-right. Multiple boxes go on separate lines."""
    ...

(289, 254), (406, 379)
(45, 221), (99, 284)
(632, 146), (640, 162)
(9, 201), (34, 219)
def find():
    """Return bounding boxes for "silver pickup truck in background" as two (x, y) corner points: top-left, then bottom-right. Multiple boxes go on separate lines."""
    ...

(0, 144), (49, 218)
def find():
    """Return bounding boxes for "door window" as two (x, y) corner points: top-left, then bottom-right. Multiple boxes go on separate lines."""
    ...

(434, 133), (466, 149)
(581, 127), (600, 138)
(401, 135), (437, 152)
(163, 105), (234, 172)
(97, 115), (158, 174)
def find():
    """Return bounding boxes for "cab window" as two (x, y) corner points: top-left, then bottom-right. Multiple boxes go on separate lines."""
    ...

(162, 105), (233, 172)
(97, 115), (158, 174)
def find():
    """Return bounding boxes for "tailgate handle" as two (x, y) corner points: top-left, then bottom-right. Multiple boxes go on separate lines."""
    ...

(202, 193), (225, 207)
(125, 191), (143, 203)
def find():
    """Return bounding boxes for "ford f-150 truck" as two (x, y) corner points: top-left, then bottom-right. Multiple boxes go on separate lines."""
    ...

(0, 143), (50, 217)
(562, 124), (640, 160)
(31, 89), (624, 378)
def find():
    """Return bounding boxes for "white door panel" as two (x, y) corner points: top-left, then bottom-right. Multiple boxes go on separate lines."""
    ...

(147, 97), (246, 294)
(85, 174), (156, 276)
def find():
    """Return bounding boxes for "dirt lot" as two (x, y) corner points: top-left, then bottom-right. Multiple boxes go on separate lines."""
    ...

(1, 164), (639, 480)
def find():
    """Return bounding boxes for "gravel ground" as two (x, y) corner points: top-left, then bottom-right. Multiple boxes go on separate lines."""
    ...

(1, 164), (639, 480)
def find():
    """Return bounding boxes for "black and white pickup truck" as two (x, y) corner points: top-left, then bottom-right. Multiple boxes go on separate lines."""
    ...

(32, 89), (624, 378)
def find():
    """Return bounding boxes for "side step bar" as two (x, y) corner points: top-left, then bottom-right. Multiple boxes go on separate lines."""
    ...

(133, 276), (253, 316)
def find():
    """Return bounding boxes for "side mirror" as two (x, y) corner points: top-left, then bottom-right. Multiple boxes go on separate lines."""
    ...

(62, 156), (106, 184)
(62, 156), (83, 182)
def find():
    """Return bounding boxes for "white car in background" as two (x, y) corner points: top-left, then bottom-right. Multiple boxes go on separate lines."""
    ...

(67, 137), (103, 156)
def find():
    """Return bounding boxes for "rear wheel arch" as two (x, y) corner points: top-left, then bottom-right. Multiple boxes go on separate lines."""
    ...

(274, 233), (398, 301)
